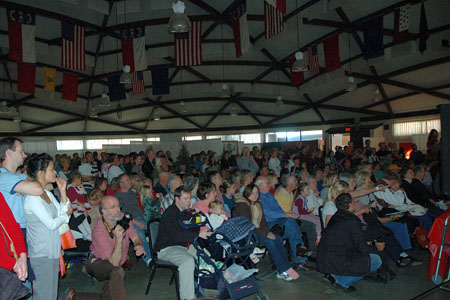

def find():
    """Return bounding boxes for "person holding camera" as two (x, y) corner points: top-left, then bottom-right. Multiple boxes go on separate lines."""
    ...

(67, 195), (145, 300)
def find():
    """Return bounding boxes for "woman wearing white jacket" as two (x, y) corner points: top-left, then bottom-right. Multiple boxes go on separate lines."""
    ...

(24, 153), (72, 300)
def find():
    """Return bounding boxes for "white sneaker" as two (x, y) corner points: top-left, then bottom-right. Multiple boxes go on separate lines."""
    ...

(276, 272), (293, 281)
(252, 247), (266, 254)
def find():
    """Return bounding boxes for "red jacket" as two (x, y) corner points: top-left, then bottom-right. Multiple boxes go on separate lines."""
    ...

(0, 193), (27, 270)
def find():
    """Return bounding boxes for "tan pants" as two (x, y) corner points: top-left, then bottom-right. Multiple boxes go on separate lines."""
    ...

(158, 246), (197, 300)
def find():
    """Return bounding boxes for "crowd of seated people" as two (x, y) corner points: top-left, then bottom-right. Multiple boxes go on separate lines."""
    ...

(0, 130), (447, 299)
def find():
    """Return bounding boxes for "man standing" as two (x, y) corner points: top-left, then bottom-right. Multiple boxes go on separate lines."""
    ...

(236, 147), (259, 177)
(0, 137), (44, 292)
(142, 148), (155, 180)
(155, 186), (212, 300)
(71, 196), (145, 300)
(115, 174), (151, 266)
(268, 148), (281, 177)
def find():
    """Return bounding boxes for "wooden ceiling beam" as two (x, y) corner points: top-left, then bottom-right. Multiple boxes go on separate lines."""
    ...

(303, 93), (326, 123)
(235, 101), (262, 125)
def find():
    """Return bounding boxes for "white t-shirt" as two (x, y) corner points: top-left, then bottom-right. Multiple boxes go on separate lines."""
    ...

(107, 165), (124, 183)
(322, 200), (337, 227)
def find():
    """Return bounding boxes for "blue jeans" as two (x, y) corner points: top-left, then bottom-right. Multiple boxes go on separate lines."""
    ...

(414, 213), (434, 232)
(133, 216), (152, 264)
(383, 222), (412, 250)
(256, 233), (291, 273)
(332, 254), (382, 288)
(267, 218), (305, 264)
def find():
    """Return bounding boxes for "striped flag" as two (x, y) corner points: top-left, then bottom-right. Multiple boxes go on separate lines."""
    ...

(174, 21), (202, 66)
(264, 0), (286, 39)
(61, 21), (85, 70)
(308, 45), (320, 76)
(228, 0), (250, 58)
(7, 9), (36, 63)
(121, 27), (147, 72)
(132, 71), (145, 95)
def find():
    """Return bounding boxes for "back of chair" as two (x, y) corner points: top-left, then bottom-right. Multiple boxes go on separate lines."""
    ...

(146, 218), (160, 256)
(318, 205), (325, 231)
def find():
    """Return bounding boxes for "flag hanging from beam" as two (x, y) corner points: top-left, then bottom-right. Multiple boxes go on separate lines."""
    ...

(419, 2), (429, 54)
(61, 21), (85, 70)
(43, 67), (56, 92)
(228, 0), (250, 58)
(62, 72), (79, 101)
(174, 21), (202, 66)
(151, 68), (169, 95)
(7, 9), (36, 63)
(308, 45), (320, 76)
(393, 4), (410, 44)
(107, 75), (126, 101)
(323, 34), (341, 73)
(264, 0), (286, 39)
(363, 16), (384, 60)
(121, 26), (147, 72)
(289, 56), (304, 86)
(132, 71), (145, 95)
(17, 63), (35, 94)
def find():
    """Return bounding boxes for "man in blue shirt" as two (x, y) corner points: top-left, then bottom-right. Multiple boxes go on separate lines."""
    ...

(0, 137), (45, 295)
(255, 176), (312, 267)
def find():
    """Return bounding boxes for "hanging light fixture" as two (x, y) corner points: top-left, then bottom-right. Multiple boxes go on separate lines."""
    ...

(219, 24), (231, 98)
(346, 76), (357, 92)
(373, 87), (382, 102)
(230, 103), (238, 117)
(180, 101), (187, 113)
(0, 101), (10, 114)
(89, 107), (98, 118)
(276, 95), (285, 107)
(13, 107), (21, 122)
(153, 107), (161, 120)
(345, 33), (357, 92)
(292, 0), (308, 72)
(168, 1), (191, 33)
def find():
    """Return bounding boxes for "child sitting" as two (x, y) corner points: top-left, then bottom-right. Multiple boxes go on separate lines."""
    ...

(294, 182), (322, 244)
(66, 170), (91, 215)
(141, 185), (162, 222)
(208, 201), (228, 230)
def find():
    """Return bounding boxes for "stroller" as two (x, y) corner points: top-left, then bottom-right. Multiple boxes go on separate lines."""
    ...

(178, 209), (270, 300)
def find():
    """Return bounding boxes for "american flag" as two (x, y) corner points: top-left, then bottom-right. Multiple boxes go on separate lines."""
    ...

(308, 45), (320, 76)
(175, 21), (202, 66)
(264, 0), (286, 39)
(61, 21), (85, 70)
(132, 71), (145, 95)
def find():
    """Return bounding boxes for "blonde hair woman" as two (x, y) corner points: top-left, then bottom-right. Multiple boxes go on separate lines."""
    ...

(320, 173), (338, 200)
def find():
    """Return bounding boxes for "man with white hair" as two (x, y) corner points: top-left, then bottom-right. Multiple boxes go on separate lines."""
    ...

(160, 174), (184, 212)
(275, 174), (298, 213)
(236, 146), (259, 177)
(268, 148), (281, 177)
(255, 176), (314, 269)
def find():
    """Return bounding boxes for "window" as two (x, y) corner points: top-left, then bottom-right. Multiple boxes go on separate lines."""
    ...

(183, 136), (203, 141)
(240, 133), (261, 144)
(86, 138), (143, 149)
(301, 130), (323, 141)
(56, 140), (83, 151)
(286, 131), (300, 141)
(147, 137), (160, 142)
(393, 119), (440, 136)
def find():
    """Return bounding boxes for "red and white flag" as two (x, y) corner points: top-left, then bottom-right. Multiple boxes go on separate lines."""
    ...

(228, 0), (250, 58)
(289, 57), (304, 87)
(323, 34), (341, 73)
(7, 9), (36, 63)
(308, 45), (320, 76)
(174, 21), (202, 66)
(121, 27), (147, 72)
(393, 4), (410, 44)
(264, 0), (286, 39)
(61, 21), (85, 70)
(132, 71), (145, 95)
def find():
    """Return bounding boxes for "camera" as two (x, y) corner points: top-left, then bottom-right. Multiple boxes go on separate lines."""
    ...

(114, 212), (132, 231)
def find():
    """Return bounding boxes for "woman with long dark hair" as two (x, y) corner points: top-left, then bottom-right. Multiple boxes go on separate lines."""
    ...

(24, 153), (72, 300)
(234, 184), (299, 281)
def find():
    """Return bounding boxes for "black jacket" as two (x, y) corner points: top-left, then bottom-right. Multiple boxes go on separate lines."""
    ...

(142, 158), (154, 180)
(316, 209), (371, 276)
(154, 182), (168, 197)
(402, 178), (435, 208)
(154, 204), (199, 252)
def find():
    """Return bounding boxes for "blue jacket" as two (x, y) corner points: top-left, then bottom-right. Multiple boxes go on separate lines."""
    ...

(259, 192), (285, 223)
